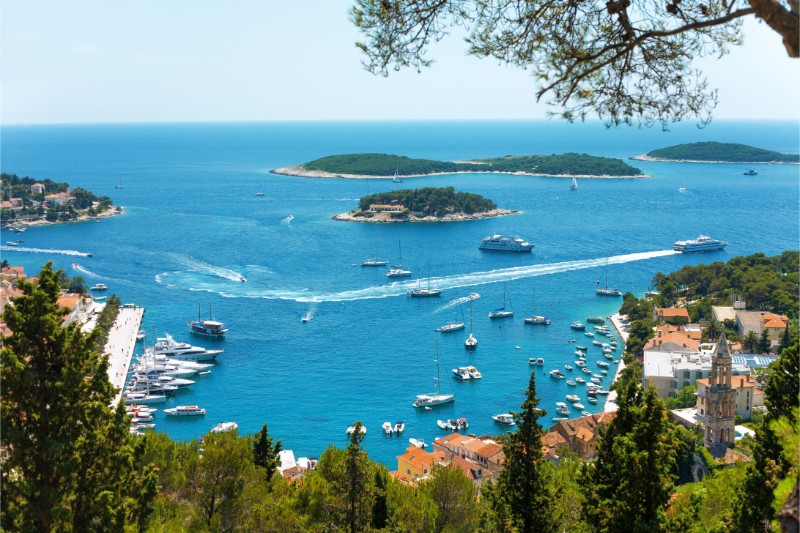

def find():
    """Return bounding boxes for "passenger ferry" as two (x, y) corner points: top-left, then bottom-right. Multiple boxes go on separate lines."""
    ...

(478, 234), (533, 252)
(164, 405), (206, 416)
(673, 234), (728, 253)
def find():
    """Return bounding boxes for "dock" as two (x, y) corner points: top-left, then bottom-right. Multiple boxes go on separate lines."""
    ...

(604, 313), (631, 413)
(102, 305), (144, 405)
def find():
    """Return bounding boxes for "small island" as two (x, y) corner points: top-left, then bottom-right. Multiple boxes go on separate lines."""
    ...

(631, 142), (800, 163)
(275, 153), (645, 179)
(1, 172), (121, 228)
(333, 186), (516, 223)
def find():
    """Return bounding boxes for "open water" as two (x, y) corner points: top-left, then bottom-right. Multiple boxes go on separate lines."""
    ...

(1, 120), (798, 466)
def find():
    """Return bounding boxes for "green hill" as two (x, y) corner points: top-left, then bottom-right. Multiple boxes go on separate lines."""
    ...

(645, 142), (799, 163)
(296, 152), (643, 177)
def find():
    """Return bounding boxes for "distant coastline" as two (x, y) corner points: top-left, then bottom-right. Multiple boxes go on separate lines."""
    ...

(631, 155), (800, 164)
(3, 205), (123, 229)
(273, 165), (648, 180)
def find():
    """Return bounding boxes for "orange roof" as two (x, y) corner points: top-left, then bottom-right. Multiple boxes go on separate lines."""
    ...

(434, 432), (471, 448)
(575, 427), (594, 442)
(57, 294), (81, 311)
(697, 374), (757, 389)
(388, 471), (414, 486)
(762, 318), (787, 329)
(398, 445), (445, 472)
(451, 455), (493, 480)
(541, 431), (567, 448)
(463, 438), (503, 458)
(646, 331), (700, 351)
(656, 308), (690, 318)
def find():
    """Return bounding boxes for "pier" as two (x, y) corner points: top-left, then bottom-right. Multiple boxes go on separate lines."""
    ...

(604, 313), (631, 413)
(101, 305), (144, 405)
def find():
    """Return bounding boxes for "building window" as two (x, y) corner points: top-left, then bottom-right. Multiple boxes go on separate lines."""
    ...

(683, 371), (690, 379)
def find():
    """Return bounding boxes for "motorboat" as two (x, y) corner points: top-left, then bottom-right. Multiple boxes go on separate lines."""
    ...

(91, 283), (108, 291)
(382, 421), (394, 434)
(529, 357), (544, 366)
(597, 361), (610, 368)
(573, 403), (585, 410)
(255, 192), (265, 196)
(409, 438), (426, 449)
(570, 321), (585, 330)
(452, 367), (471, 381)
(188, 305), (228, 337)
(123, 391), (166, 405)
(393, 421), (405, 433)
(492, 413), (516, 425)
(136, 329), (146, 341)
(566, 394), (581, 403)
(591, 377), (601, 384)
(152, 333), (223, 362)
(587, 396), (598, 404)
(566, 379), (577, 386)
(463, 365), (482, 379)
(673, 234), (728, 253)
(581, 367), (592, 374)
(211, 421), (238, 433)
(549, 369), (566, 379)
(437, 419), (454, 430)
(586, 317), (605, 325)
(346, 425), (367, 436)
(479, 234), (533, 252)
(524, 315), (550, 325)
(164, 405), (206, 416)
(576, 345), (588, 351)
(456, 417), (468, 429)
(585, 332), (595, 337)
(555, 403), (570, 416)
(575, 360), (586, 367)
(581, 410), (591, 417)
(564, 364), (573, 371)
(743, 169), (757, 176)
(575, 377), (586, 384)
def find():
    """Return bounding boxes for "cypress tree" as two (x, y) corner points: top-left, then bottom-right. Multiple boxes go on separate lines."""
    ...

(495, 371), (555, 532)
(0, 262), (156, 530)
(252, 423), (283, 482)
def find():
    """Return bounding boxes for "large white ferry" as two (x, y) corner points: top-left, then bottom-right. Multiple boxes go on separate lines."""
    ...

(673, 235), (728, 253)
(478, 234), (533, 252)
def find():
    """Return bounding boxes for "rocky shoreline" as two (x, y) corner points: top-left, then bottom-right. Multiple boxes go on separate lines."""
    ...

(333, 208), (518, 223)
(273, 165), (648, 180)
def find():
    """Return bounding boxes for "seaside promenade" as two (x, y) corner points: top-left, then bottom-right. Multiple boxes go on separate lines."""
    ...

(604, 313), (631, 413)
(102, 305), (144, 405)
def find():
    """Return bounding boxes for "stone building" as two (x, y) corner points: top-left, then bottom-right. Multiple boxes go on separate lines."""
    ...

(703, 333), (738, 457)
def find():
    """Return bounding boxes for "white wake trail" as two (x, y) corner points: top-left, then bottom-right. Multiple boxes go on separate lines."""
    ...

(1, 246), (92, 257)
(166, 253), (244, 282)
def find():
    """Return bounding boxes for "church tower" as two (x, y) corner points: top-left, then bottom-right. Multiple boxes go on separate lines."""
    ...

(704, 332), (737, 457)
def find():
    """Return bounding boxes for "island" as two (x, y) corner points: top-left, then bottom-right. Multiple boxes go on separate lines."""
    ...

(333, 186), (516, 223)
(274, 153), (645, 179)
(1, 172), (121, 228)
(631, 142), (800, 163)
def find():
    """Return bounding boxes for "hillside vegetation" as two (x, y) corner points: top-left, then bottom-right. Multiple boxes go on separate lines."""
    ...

(357, 186), (496, 216)
(645, 142), (799, 163)
(299, 152), (643, 176)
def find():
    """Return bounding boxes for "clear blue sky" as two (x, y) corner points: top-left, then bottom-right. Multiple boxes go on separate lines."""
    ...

(2, 1), (798, 124)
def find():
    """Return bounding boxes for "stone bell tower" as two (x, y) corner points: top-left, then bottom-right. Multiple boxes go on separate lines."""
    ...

(704, 332), (737, 457)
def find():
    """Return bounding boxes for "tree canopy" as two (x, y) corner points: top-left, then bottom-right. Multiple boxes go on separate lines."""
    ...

(645, 142), (800, 162)
(350, 0), (798, 127)
(357, 186), (497, 216)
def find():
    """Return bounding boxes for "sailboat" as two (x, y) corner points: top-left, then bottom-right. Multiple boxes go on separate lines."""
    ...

(361, 229), (388, 266)
(596, 262), (622, 297)
(408, 265), (443, 297)
(523, 288), (551, 325)
(412, 340), (455, 408)
(464, 300), (477, 350)
(386, 241), (412, 277)
(570, 176), (578, 190)
(392, 166), (403, 183)
(188, 304), (229, 337)
(437, 300), (465, 332)
(489, 285), (514, 318)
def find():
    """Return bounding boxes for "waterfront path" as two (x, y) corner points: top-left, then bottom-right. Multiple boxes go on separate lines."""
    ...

(604, 313), (631, 413)
(104, 305), (144, 405)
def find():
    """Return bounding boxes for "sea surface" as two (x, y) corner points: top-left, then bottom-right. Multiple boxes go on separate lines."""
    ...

(1, 120), (798, 466)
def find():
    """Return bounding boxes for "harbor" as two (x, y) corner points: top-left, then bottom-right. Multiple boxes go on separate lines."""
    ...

(101, 305), (144, 405)
(603, 313), (632, 413)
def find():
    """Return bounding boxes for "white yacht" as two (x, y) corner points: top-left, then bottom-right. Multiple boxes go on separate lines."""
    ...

(463, 365), (482, 379)
(362, 258), (388, 267)
(673, 234), (728, 253)
(211, 421), (238, 433)
(492, 413), (516, 426)
(452, 367), (471, 381)
(436, 321), (465, 333)
(91, 283), (108, 291)
(479, 234), (533, 252)
(151, 333), (223, 362)
(164, 405), (206, 416)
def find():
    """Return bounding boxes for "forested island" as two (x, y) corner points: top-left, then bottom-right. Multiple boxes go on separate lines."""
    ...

(274, 152), (645, 179)
(333, 186), (515, 222)
(632, 142), (800, 163)
(1, 172), (119, 227)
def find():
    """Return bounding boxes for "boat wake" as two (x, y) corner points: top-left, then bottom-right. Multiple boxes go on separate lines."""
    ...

(0, 246), (92, 257)
(166, 253), (246, 282)
(170, 249), (679, 303)
(71, 263), (102, 278)
(434, 293), (480, 314)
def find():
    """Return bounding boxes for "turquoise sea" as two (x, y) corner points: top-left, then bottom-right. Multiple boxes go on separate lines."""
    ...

(1, 120), (798, 466)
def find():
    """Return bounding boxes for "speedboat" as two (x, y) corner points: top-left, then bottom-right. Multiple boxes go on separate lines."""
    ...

(492, 413), (516, 425)
(585, 332), (595, 337)
(587, 396), (598, 404)
(582, 367), (592, 374)
(529, 357), (544, 366)
(479, 234), (533, 252)
(549, 369), (566, 379)
(91, 283), (108, 291)
(566, 379), (577, 386)
(575, 377), (586, 384)
(570, 321), (585, 330)
(452, 367), (471, 381)
(437, 419), (455, 430)
(564, 364), (573, 371)
(555, 403), (570, 416)
(597, 361), (610, 368)
(673, 234), (728, 253)
(164, 405), (206, 416)
(393, 421), (405, 433)
(409, 438), (426, 449)
(210, 421), (238, 433)
(346, 425), (367, 436)
(581, 410), (591, 417)
(382, 421), (394, 434)
(566, 394), (581, 403)
(463, 365), (482, 379)
(743, 169), (757, 176)
(573, 403), (585, 410)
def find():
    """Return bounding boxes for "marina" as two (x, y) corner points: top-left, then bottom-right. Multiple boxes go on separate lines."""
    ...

(2, 119), (797, 467)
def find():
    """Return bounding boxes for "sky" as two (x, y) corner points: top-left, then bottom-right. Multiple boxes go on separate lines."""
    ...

(2, 1), (798, 124)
